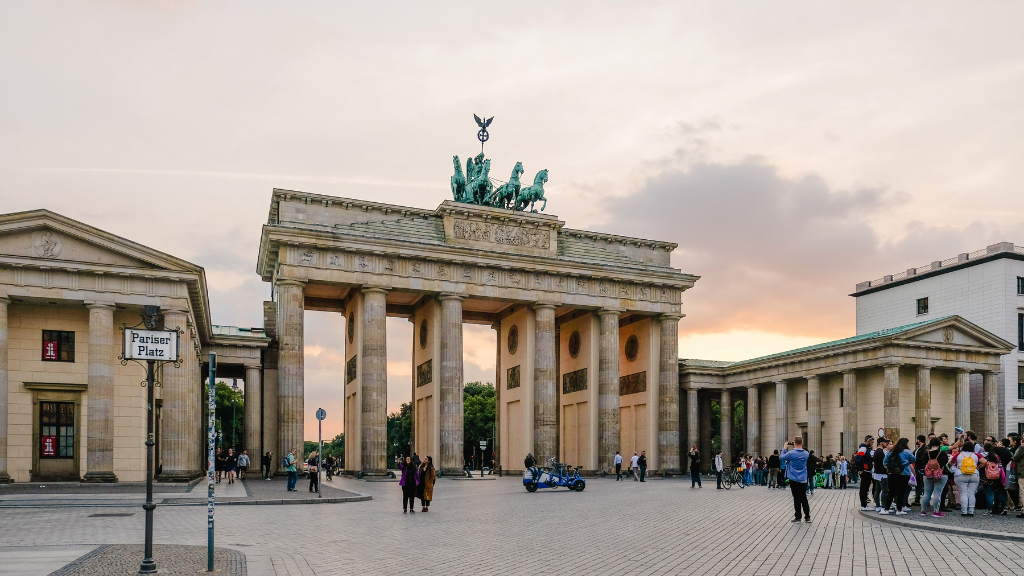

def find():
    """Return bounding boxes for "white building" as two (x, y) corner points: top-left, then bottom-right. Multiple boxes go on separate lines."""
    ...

(854, 242), (1024, 438)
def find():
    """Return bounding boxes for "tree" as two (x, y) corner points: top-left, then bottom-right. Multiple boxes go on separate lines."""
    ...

(322, 433), (345, 467)
(386, 402), (412, 466)
(710, 399), (746, 460)
(463, 381), (496, 466)
(203, 381), (243, 451)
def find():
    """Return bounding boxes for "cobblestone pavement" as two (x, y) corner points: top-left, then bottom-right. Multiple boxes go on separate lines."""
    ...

(238, 475), (361, 501)
(47, 544), (246, 576)
(3, 477), (1024, 576)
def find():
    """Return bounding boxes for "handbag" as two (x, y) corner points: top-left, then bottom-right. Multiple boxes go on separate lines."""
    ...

(908, 473), (917, 487)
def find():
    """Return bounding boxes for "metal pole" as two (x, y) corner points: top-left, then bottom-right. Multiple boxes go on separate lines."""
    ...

(139, 359), (157, 573)
(207, 353), (216, 572)
(318, 418), (323, 499)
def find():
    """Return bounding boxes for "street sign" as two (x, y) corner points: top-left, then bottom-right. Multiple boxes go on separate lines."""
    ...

(877, 427), (885, 439)
(124, 329), (178, 361)
(316, 408), (327, 421)
(42, 435), (56, 457)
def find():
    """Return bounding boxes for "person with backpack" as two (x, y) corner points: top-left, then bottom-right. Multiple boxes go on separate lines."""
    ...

(856, 436), (875, 509)
(953, 440), (980, 515)
(981, 442), (1007, 515)
(881, 438), (914, 515)
(872, 438), (890, 512)
(921, 437), (949, 517)
(284, 448), (299, 492)
(913, 435), (928, 506)
(767, 450), (781, 489)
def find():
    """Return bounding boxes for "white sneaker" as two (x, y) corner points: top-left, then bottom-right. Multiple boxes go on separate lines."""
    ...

(861, 506), (874, 511)
(901, 507), (912, 513)
(895, 511), (908, 516)
(879, 510), (890, 515)
(876, 507), (882, 512)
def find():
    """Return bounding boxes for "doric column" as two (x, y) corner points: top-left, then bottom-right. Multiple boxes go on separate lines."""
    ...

(746, 385), (759, 457)
(658, 314), (681, 474)
(276, 280), (305, 470)
(83, 302), (117, 482)
(533, 303), (557, 466)
(842, 370), (857, 457)
(361, 287), (388, 474)
(245, 365), (262, 456)
(883, 364), (901, 441)
(915, 366), (931, 439)
(158, 308), (196, 480)
(597, 309), (620, 473)
(686, 388), (698, 471)
(955, 369), (971, 431)
(0, 297), (10, 483)
(806, 375), (821, 453)
(492, 323), (501, 473)
(775, 381), (788, 450)
(438, 293), (464, 474)
(720, 389), (732, 466)
(983, 372), (999, 438)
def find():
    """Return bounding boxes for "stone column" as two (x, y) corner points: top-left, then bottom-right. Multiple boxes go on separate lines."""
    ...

(842, 370), (857, 457)
(0, 297), (10, 483)
(361, 287), (388, 474)
(158, 308), (195, 481)
(775, 381), (788, 450)
(746, 386), (759, 457)
(245, 365), (262, 456)
(658, 314), (681, 474)
(915, 366), (931, 439)
(955, 369), (971, 431)
(439, 294), (464, 475)
(720, 389), (732, 466)
(883, 364), (901, 441)
(492, 323), (501, 473)
(276, 280), (305, 470)
(686, 388), (698, 471)
(806, 375), (821, 453)
(83, 302), (117, 482)
(533, 303), (557, 467)
(983, 372), (999, 438)
(597, 309), (620, 474)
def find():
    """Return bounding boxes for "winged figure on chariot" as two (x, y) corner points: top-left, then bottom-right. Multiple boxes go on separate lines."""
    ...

(450, 115), (548, 212)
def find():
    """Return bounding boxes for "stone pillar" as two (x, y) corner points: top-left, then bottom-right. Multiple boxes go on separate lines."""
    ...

(533, 303), (557, 467)
(686, 388), (698, 471)
(439, 294), (464, 475)
(915, 366), (931, 439)
(983, 372), (999, 439)
(361, 287), (388, 474)
(657, 314), (681, 474)
(883, 364), (901, 441)
(159, 308), (195, 481)
(720, 389), (732, 467)
(276, 280), (305, 470)
(83, 302), (117, 482)
(493, 323), (501, 473)
(746, 386), (759, 457)
(842, 370), (857, 457)
(955, 369), (971, 431)
(0, 297), (10, 483)
(245, 365), (262, 456)
(806, 375), (821, 453)
(775, 381), (788, 450)
(597, 309), (620, 473)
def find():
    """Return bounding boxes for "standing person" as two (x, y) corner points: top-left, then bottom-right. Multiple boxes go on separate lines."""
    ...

(806, 451), (817, 495)
(215, 448), (227, 484)
(838, 456), (848, 489)
(284, 448), (298, 492)
(262, 452), (272, 480)
(630, 452), (640, 482)
(856, 436), (874, 509)
(767, 450), (781, 489)
(780, 437), (811, 523)
(881, 438), (914, 515)
(237, 450), (250, 480)
(418, 456), (436, 512)
(638, 451), (648, 482)
(307, 450), (320, 493)
(872, 438), (890, 511)
(614, 451), (623, 481)
(981, 442), (1006, 515)
(999, 437), (1018, 512)
(912, 435), (928, 506)
(921, 437), (949, 517)
(714, 451), (724, 489)
(225, 448), (238, 485)
(688, 445), (702, 488)
(397, 455), (419, 513)
(952, 440), (980, 515)
(1011, 434), (1024, 517)
(324, 454), (335, 481)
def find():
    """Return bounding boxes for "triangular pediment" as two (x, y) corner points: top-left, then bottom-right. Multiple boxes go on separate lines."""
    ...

(0, 210), (202, 274)
(897, 316), (1013, 351)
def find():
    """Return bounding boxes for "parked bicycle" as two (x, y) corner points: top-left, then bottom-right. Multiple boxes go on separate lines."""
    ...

(722, 467), (746, 489)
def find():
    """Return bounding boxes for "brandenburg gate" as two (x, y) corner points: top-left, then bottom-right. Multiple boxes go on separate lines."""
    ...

(256, 167), (696, 476)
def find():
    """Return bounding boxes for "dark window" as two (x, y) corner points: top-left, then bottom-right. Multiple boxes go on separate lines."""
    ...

(840, 432), (844, 452)
(805, 393), (808, 410)
(840, 388), (844, 408)
(916, 297), (929, 315)
(42, 330), (75, 362)
(1018, 379), (1024, 400)
(1018, 277), (1024, 295)
(1019, 423), (1024, 438)
(1019, 314), (1023, 350)
(40, 401), (74, 458)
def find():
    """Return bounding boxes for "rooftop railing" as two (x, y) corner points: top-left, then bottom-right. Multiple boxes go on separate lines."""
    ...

(855, 242), (1020, 292)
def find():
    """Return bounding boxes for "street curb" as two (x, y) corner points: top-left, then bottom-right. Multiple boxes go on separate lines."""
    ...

(858, 510), (1024, 542)
(0, 495), (373, 509)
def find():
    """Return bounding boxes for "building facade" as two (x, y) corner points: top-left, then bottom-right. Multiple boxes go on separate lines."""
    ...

(853, 242), (1024, 438)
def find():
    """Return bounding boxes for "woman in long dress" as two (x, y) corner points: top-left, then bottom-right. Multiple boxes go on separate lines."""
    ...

(418, 456), (436, 512)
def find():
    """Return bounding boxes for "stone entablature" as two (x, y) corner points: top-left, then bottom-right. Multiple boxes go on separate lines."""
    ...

(853, 241), (1024, 295)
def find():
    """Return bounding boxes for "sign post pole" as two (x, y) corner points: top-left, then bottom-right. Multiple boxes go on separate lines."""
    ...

(208, 353), (217, 572)
(138, 358), (157, 574)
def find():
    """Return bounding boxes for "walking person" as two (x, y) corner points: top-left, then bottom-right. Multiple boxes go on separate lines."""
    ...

(284, 448), (298, 492)
(614, 451), (623, 481)
(952, 440), (981, 515)
(880, 438), (914, 515)
(714, 451), (724, 489)
(921, 437), (949, 517)
(417, 456), (435, 512)
(397, 455), (420, 513)
(262, 451), (272, 480)
(630, 452), (640, 482)
(237, 450), (250, 480)
(225, 448), (238, 485)
(767, 450), (780, 489)
(307, 450), (320, 493)
(215, 448), (225, 483)
(780, 437), (811, 523)
(638, 451), (648, 482)
(688, 445), (702, 488)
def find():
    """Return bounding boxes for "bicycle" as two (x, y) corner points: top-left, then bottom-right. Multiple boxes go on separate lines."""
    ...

(722, 468), (746, 490)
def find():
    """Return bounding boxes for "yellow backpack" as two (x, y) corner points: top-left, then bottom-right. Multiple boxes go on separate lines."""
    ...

(959, 454), (976, 476)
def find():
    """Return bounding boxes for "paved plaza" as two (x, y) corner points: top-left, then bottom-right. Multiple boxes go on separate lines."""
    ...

(1, 476), (1023, 575)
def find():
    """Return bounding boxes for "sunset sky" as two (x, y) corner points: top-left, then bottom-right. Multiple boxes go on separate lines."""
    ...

(3, 2), (1023, 439)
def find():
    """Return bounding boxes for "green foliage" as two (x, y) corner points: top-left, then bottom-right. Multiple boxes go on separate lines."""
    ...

(322, 433), (345, 466)
(463, 381), (496, 463)
(204, 381), (243, 451)
(709, 399), (747, 459)
(386, 402), (413, 466)
(303, 440), (319, 460)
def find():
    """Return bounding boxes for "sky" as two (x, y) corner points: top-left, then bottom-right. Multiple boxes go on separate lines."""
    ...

(3, 1), (1024, 439)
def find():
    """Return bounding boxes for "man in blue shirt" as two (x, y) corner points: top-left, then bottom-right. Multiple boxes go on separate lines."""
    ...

(780, 436), (811, 523)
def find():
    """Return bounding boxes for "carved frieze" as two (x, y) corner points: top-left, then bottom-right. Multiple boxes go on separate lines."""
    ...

(562, 368), (587, 394)
(452, 218), (550, 249)
(346, 355), (357, 384)
(619, 371), (646, 396)
(506, 365), (521, 390)
(416, 359), (432, 387)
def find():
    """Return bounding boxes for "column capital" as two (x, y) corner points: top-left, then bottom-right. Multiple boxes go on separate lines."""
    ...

(597, 308), (622, 318)
(659, 313), (683, 322)
(438, 292), (465, 302)
(162, 307), (190, 316)
(361, 286), (389, 296)
(83, 300), (117, 310)
(774, 379), (788, 386)
(0, 294), (9, 305)
(956, 368), (972, 375)
(841, 369), (857, 375)
(275, 278), (306, 288)
(531, 302), (557, 311)
(883, 363), (902, 369)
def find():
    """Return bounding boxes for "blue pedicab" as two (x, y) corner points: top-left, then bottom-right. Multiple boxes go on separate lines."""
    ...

(524, 457), (586, 492)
